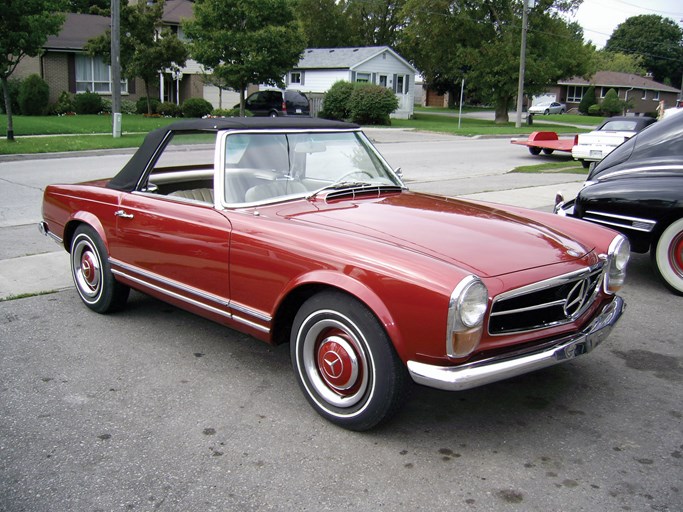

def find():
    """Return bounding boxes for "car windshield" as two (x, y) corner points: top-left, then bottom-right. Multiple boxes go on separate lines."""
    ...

(222, 131), (401, 204)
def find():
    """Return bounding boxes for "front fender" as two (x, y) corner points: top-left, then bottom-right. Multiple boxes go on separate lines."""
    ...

(275, 270), (408, 359)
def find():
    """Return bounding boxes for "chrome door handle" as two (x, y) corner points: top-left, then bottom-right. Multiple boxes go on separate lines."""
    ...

(115, 210), (134, 219)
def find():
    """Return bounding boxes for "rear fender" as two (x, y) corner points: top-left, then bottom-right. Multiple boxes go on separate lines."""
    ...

(64, 211), (109, 253)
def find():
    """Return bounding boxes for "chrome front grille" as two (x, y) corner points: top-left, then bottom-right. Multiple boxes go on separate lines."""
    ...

(489, 264), (605, 336)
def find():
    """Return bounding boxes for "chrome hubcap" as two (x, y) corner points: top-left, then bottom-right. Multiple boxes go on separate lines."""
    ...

(300, 315), (369, 408)
(73, 239), (102, 299)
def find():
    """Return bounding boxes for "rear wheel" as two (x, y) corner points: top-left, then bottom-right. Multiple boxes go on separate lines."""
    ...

(580, 160), (590, 168)
(652, 218), (683, 295)
(70, 225), (130, 313)
(290, 291), (409, 431)
(529, 146), (542, 155)
(269, 111), (278, 118)
(542, 148), (554, 155)
(544, 109), (550, 115)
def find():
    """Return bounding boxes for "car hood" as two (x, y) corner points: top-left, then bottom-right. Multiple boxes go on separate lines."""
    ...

(285, 192), (592, 278)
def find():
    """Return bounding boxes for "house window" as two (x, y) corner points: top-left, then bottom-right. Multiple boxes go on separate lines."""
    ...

(566, 86), (584, 103)
(396, 75), (404, 94)
(75, 54), (128, 94)
(290, 72), (301, 84)
(653, 90), (660, 101)
(355, 72), (371, 83)
(641, 89), (647, 100)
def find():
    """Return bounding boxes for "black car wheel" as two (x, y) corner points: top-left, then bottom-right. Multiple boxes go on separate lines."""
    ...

(291, 291), (409, 431)
(529, 147), (542, 155)
(652, 218), (683, 295)
(70, 225), (130, 313)
(542, 148), (554, 155)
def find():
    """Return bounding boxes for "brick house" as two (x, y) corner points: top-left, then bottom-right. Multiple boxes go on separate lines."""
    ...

(550, 71), (680, 115)
(13, 1), (209, 108)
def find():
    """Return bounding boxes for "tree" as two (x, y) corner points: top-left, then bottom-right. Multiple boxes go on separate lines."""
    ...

(293, 0), (352, 48)
(183, 0), (306, 117)
(589, 50), (646, 76)
(600, 88), (624, 116)
(0, 0), (66, 140)
(66, 0), (108, 14)
(86, 0), (188, 114)
(345, 0), (407, 47)
(605, 15), (683, 86)
(400, 0), (592, 123)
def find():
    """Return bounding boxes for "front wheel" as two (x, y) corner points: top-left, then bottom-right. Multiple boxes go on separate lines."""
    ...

(70, 225), (130, 313)
(529, 146), (542, 155)
(542, 148), (554, 155)
(652, 218), (683, 295)
(290, 291), (409, 431)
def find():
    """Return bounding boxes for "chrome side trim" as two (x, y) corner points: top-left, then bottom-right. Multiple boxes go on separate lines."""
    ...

(109, 258), (271, 333)
(38, 221), (63, 245)
(230, 301), (271, 322)
(584, 210), (656, 233)
(408, 296), (624, 392)
(596, 164), (683, 181)
(112, 267), (233, 321)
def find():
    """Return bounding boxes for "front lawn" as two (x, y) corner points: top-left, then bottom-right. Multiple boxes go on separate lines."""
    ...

(0, 114), (176, 136)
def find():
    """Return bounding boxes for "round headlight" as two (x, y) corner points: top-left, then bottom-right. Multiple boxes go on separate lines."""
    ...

(458, 280), (489, 328)
(606, 235), (630, 293)
(612, 236), (630, 271)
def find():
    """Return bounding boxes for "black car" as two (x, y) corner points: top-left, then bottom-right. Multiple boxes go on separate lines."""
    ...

(238, 89), (310, 117)
(555, 112), (683, 294)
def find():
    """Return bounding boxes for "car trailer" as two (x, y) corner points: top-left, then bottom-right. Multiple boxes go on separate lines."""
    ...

(511, 131), (577, 156)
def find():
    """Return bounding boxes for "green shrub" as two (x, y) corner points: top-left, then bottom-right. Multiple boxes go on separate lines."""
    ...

(158, 102), (181, 117)
(18, 74), (50, 115)
(348, 83), (399, 125)
(211, 107), (243, 117)
(73, 91), (104, 114)
(600, 88), (623, 116)
(181, 97), (213, 117)
(51, 91), (75, 115)
(100, 97), (112, 114)
(120, 99), (137, 114)
(578, 85), (596, 115)
(136, 97), (160, 115)
(320, 81), (355, 120)
(0, 78), (23, 115)
(588, 104), (601, 116)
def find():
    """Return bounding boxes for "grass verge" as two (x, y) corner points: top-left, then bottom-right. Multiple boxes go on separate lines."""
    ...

(511, 160), (588, 174)
(391, 113), (594, 136)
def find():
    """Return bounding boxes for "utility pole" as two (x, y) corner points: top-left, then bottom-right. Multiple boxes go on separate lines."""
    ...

(515, 0), (529, 128)
(111, 0), (122, 138)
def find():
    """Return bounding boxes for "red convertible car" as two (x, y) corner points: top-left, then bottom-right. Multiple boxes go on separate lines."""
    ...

(40, 118), (629, 430)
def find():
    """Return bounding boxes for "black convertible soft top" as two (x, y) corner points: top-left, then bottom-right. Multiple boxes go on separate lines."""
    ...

(107, 117), (359, 191)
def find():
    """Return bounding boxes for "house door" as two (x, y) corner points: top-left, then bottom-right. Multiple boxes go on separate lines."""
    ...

(379, 75), (388, 88)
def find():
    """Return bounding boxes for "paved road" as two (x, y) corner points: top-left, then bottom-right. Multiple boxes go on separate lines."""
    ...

(1, 129), (680, 511)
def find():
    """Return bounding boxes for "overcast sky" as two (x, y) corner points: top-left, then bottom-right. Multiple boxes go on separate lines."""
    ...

(567, 0), (683, 48)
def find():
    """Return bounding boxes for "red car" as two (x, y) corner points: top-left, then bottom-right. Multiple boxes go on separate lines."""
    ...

(40, 118), (629, 430)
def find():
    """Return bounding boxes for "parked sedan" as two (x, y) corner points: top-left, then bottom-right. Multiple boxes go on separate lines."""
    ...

(572, 116), (657, 168)
(528, 101), (566, 115)
(556, 112), (683, 294)
(40, 117), (629, 430)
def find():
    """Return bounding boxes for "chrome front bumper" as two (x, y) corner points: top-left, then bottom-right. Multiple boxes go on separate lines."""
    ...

(407, 295), (624, 391)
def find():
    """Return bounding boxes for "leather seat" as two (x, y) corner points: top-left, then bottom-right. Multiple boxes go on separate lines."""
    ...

(168, 188), (214, 203)
(244, 181), (308, 202)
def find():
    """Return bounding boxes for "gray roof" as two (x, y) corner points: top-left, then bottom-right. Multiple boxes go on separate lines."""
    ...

(163, 0), (193, 25)
(560, 71), (680, 93)
(44, 13), (110, 51)
(296, 46), (416, 72)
